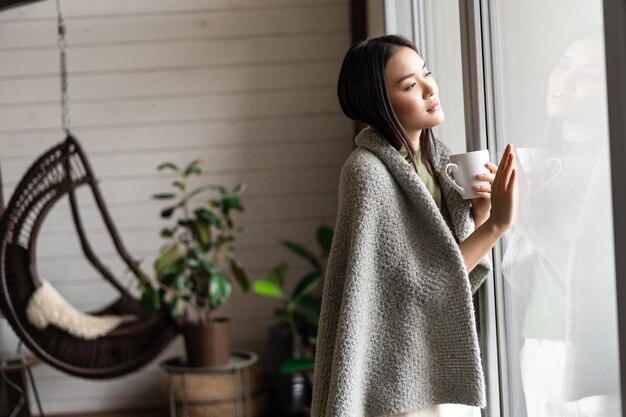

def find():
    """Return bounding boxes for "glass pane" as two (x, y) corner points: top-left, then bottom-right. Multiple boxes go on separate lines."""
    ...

(385, 0), (414, 41)
(385, 0), (468, 153)
(427, 0), (467, 153)
(495, 1), (622, 417)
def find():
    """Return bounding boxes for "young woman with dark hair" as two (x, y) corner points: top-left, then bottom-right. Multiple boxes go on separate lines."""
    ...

(311, 34), (516, 417)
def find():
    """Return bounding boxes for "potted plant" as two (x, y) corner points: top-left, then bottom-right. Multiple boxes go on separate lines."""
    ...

(138, 159), (250, 367)
(252, 224), (333, 415)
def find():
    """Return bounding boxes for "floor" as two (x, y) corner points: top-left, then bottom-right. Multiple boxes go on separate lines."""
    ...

(52, 410), (168, 417)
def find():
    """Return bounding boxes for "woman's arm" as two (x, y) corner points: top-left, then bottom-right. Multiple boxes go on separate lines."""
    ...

(460, 218), (506, 272)
(461, 143), (517, 272)
(472, 211), (489, 229)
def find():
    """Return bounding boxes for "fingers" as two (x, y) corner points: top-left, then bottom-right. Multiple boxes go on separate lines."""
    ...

(507, 166), (517, 196)
(501, 146), (515, 188)
(494, 144), (514, 189)
(486, 162), (498, 173)
(476, 172), (496, 183)
(472, 184), (491, 193)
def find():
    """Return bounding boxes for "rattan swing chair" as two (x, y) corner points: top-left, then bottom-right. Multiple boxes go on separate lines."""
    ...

(0, 0), (178, 379)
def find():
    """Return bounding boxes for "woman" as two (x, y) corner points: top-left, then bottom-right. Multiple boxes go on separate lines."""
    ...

(310, 34), (516, 417)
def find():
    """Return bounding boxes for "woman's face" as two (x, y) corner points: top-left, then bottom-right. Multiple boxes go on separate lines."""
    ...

(384, 46), (444, 133)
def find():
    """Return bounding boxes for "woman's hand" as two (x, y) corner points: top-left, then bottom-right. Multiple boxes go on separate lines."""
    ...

(469, 161), (499, 226)
(488, 144), (517, 231)
(458, 144), (516, 273)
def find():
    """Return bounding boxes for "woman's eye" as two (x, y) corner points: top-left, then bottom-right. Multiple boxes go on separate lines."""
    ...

(405, 72), (433, 90)
(579, 68), (598, 78)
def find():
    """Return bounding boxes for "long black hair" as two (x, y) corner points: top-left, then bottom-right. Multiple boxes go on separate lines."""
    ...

(337, 34), (436, 177)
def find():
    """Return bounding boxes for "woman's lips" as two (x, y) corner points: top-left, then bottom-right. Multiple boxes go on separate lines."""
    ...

(427, 101), (440, 112)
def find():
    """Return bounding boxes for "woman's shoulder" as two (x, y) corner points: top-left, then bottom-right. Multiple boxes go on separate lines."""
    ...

(341, 147), (391, 178)
(339, 147), (395, 196)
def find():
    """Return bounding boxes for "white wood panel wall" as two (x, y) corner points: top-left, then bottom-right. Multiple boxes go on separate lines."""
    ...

(0, 0), (352, 413)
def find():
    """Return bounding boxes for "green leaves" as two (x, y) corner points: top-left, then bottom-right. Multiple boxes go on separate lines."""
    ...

(142, 158), (249, 321)
(222, 197), (243, 214)
(153, 193), (177, 200)
(184, 159), (205, 177)
(170, 297), (186, 316)
(227, 254), (250, 293)
(141, 285), (161, 318)
(209, 274), (231, 308)
(251, 223), (334, 359)
(281, 240), (320, 270)
(201, 258), (219, 276)
(254, 280), (285, 298)
(233, 183), (246, 194)
(189, 219), (212, 251)
(158, 162), (179, 172)
(155, 244), (181, 280)
(291, 295), (321, 325)
(253, 262), (288, 298)
(273, 308), (292, 321)
(160, 205), (177, 219)
(213, 185), (227, 196)
(268, 262), (288, 288)
(172, 180), (186, 191)
(279, 358), (315, 374)
(196, 207), (221, 228)
(288, 271), (322, 310)
(317, 224), (334, 256)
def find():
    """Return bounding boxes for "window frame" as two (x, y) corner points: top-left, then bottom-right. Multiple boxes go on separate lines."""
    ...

(603, 0), (626, 414)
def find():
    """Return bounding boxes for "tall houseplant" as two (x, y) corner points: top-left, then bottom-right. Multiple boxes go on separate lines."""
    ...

(139, 159), (250, 366)
(253, 224), (333, 414)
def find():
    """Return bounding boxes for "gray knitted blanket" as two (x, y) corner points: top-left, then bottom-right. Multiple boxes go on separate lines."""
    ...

(311, 126), (492, 417)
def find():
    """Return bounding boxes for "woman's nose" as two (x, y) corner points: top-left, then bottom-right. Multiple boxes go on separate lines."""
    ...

(554, 68), (578, 93)
(423, 86), (436, 100)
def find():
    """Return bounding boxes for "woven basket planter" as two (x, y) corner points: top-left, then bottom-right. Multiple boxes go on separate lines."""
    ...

(173, 393), (268, 417)
(165, 361), (269, 417)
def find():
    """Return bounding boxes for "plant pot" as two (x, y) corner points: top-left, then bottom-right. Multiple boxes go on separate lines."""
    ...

(181, 316), (231, 367)
(265, 321), (312, 416)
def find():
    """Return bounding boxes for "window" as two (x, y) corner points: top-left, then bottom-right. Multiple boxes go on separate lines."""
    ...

(384, 0), (624, 416)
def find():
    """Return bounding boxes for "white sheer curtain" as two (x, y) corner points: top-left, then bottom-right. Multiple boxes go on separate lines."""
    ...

(497, 1), (622, 416)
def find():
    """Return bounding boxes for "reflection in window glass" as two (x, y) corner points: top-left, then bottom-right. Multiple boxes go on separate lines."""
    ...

(497, 1), (622, 417)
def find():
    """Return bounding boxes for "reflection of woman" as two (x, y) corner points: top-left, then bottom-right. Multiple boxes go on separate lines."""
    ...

(563, 142), (620, 416)
(311, 34), (517, 417)
(502, 32), (618, 417)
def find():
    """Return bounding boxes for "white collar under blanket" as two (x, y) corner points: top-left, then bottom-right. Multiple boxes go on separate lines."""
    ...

(311, 126), (492, 417)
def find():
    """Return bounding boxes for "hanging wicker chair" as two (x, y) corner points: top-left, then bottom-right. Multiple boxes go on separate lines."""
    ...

(0, 135), (178, 379)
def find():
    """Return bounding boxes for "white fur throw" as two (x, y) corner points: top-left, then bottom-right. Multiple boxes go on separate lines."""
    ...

(26, 279), (136, 340)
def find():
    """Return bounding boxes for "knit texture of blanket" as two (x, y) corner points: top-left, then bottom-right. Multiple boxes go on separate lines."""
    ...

(311, 126), (492, 417)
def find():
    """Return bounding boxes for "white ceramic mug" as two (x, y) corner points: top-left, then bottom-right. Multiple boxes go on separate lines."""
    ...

(440, 149), (491, 200)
